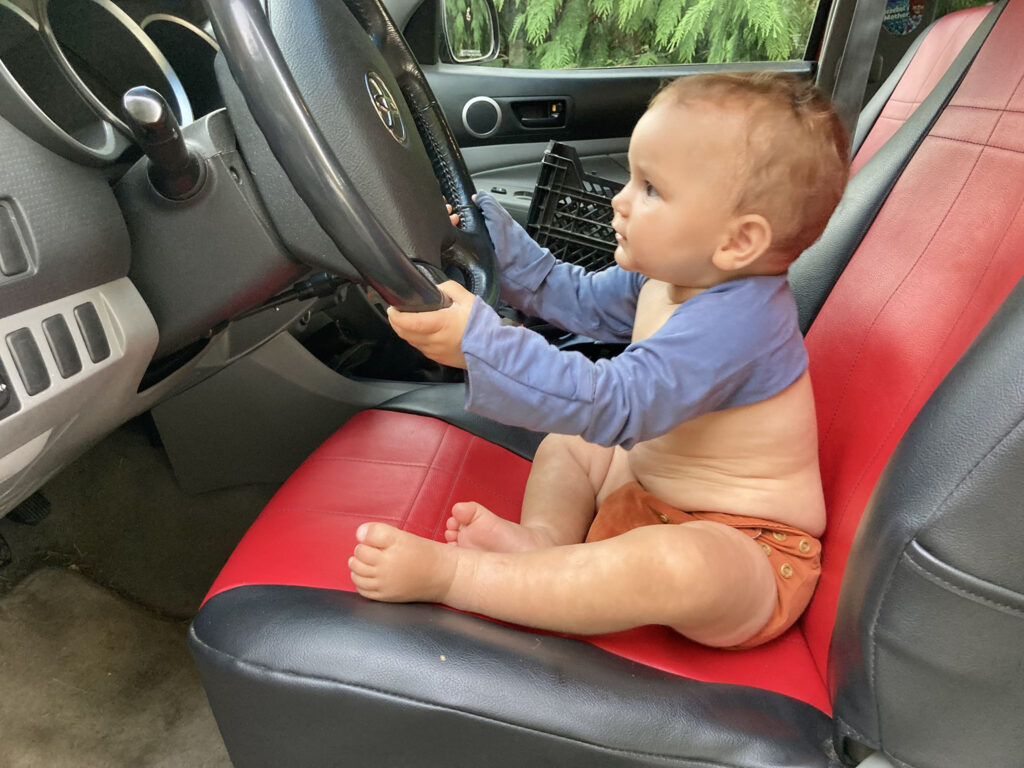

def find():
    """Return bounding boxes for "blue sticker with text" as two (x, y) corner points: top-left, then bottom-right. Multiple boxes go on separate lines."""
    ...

(883, 0), (926, 35)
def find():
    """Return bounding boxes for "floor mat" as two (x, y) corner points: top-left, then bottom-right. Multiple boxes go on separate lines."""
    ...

(0, 416), (277, 618)
(0, 568), (231, 768)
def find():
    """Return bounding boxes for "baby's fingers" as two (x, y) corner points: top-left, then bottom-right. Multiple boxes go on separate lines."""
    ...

(446, 203), (460, 227)
(387, 305), (446, 336)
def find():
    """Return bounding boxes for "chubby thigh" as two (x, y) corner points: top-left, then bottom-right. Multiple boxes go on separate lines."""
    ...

(632, 521), (778, 647)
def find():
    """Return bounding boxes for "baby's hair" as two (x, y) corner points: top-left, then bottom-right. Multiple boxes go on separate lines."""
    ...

(651, 73), (849, 262)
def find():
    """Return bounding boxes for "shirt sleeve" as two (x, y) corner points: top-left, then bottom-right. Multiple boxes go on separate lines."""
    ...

(475, 191), (643, 343)
(460, 276), (808, 449)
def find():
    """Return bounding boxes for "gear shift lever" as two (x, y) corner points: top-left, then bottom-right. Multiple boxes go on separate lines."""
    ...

(121, 86), (206, 200)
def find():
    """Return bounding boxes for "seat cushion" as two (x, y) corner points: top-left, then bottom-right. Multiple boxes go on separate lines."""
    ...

(207, 408), (832, 713)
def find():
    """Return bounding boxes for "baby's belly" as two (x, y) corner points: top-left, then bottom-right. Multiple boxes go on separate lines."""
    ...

(626, 440), (827, 537)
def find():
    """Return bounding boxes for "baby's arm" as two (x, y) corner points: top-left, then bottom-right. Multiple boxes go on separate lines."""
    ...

(475, 192), (641, 343)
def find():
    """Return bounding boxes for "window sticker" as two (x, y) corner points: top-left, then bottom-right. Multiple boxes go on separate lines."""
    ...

(883, 0), (926, 35)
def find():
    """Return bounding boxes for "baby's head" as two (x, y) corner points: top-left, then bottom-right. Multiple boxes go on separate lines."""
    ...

(611, 73), (848, 290)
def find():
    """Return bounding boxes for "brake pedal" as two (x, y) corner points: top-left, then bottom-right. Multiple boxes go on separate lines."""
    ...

(8, 492), (51, 525)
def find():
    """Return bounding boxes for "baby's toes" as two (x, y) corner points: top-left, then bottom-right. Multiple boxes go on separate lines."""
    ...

(348, 554), (376, 577)
(352, 542), (382, 566)
(450, 501), (480, 526)
(350, 572), (380, 597)
(356, 522), (401, 548)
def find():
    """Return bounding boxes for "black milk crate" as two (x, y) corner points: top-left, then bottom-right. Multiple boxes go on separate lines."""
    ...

(526, 141), (624, 273)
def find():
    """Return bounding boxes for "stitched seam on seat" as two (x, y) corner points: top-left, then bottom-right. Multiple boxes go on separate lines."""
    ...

(884, 97), (926, 106)
(456, 473), (525, 507)
(827, 179), (1024, 548)
(935, 104), (1024, 114)
(797, 623), (828, 692)
(927, 132), (1024, 155)
(265, 505), (413, 521)
(188, 629), (763, 768)
(308, 456), (436, 469)
(904, 548), (1024, 616)
(432, 428), (474, 538)
(402, 425), (449, 531)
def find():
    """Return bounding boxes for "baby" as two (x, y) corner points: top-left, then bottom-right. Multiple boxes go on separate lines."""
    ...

(349, 73), (849, 649)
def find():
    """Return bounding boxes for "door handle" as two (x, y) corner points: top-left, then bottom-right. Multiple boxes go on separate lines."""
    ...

(512, 99), (567, 128)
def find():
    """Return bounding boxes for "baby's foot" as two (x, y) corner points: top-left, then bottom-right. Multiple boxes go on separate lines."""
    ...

(349, 523), (457, 603)
(444, 501), (555, 552)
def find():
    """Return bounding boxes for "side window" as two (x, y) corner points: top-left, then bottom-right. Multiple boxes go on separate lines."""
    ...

(486, 0), (819, 69)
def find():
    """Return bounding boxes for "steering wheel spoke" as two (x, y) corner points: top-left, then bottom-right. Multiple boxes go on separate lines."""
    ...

(204, 0), (497, 312)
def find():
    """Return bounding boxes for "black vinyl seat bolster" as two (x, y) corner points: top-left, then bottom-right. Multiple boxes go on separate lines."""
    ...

(851, 20), (933, 158)
(190, 588), (836, 768)
(828, 275), (1024, 767)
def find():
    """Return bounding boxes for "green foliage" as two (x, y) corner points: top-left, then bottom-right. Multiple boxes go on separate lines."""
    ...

(444, 0), (819, 69)
(443, 0), (498, 58)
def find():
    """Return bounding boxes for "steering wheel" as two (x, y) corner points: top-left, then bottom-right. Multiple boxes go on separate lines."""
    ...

(203, 0), (498, 312)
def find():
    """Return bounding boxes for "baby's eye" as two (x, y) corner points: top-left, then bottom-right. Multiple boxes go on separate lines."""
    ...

(644, 181), (659, 198)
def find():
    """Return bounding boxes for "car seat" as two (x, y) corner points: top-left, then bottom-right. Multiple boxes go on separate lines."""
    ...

(189, 1), (1024, 765)
(851, 4), (992, 172)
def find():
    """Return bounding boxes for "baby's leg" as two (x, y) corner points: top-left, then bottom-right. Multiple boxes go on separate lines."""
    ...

(447, 434), (634, 552)
(353, 518), (777, 647)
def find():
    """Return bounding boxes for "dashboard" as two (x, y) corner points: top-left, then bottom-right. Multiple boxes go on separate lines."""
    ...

(0, 0), (211, 164)
(0, 0), (323, 515)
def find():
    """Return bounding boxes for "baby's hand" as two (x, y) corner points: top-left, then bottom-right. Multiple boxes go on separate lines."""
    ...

(388, 280), (475, 369)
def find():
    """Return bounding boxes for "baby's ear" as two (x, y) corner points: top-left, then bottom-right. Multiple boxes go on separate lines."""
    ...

(712, 214), (772, 272)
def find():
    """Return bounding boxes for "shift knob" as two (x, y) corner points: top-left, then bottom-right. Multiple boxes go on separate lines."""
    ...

(122, 86), (206, 200)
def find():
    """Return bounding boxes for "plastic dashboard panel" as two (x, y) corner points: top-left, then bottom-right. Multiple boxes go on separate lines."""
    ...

(0, 114), (131, 319)
(0, 278), (158, 515)
(0, 110), (162, 516)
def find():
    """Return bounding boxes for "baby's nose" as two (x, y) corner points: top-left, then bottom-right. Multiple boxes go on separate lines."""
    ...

(611, 188), (628, 216)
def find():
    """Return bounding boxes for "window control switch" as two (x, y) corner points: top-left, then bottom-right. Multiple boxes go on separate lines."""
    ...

(0, 360), (17, 417)
(73, 302), (110, 363)
(42, 314), (82, 378)
(6, 328), (50, 396)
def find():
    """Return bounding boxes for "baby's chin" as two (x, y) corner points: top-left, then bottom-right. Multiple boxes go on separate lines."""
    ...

(613, 247), (635, 272)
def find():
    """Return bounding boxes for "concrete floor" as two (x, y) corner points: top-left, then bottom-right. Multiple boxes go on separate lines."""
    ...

(0, 417), (280, 766)
(0, 416), (276, 618)
(0, 568), (231, 767)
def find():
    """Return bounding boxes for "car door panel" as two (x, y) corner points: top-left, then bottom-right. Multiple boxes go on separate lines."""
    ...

(423, 61), (813, 216)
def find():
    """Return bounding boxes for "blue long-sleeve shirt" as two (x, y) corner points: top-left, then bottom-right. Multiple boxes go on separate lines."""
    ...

(459, 192), (808, 449)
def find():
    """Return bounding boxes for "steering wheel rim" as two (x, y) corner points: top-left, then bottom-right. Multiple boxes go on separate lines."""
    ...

(203, 0), (498, 312)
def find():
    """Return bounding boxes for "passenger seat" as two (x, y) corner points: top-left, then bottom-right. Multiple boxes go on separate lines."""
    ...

(851, 5), (992, 173)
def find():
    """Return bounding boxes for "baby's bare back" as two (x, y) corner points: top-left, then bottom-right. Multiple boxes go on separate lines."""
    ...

(628, 281), (825, 536)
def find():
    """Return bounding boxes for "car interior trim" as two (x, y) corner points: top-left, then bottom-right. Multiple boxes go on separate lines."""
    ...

(35, 0), (193, 136)
(0, 278), (158, 515)
(0, 115), (131, 322)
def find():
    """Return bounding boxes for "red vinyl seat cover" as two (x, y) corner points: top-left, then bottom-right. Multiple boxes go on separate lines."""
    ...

(206, 0), (1024, 719)
(850, 5), (990, 174)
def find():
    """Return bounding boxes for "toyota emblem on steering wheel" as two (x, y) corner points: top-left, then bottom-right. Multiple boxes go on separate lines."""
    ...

(365, 72), (408, 146)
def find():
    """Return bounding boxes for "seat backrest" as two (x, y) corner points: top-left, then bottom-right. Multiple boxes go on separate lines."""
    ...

(851, 5), (991, 173)
(800, 0), (1024, 762)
